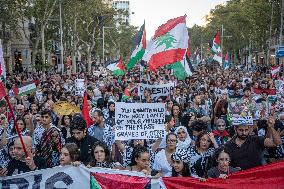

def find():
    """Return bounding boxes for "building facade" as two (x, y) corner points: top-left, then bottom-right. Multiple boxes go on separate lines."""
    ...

(112, 0), (131, 25)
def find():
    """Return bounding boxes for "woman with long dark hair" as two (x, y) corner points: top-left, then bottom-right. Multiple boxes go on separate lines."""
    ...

(171, 149), (191, 177)
(126, 146), (159, 177)
(60, 143), (80, 166)
(115, 138), (161, 168)
(208, 147), (240, 178)
(7, 117), (29, 143)
(102, 101), (115, 119)
(171, 104), (182, 127)
(58, 115), (72, 140)
(186, 131), (218, 178)
(88, 141), (121, 169)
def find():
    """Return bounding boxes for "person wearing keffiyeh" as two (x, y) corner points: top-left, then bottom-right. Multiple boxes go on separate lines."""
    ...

(171, 148), (191, 177)
(213, 119), (230, 145)
(35, 109), (64, 168)
(35, 127), (63, 168)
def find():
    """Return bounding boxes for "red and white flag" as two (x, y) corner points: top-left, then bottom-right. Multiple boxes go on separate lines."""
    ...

(142, 16), (188, 71)
(271, 65), (280, 78)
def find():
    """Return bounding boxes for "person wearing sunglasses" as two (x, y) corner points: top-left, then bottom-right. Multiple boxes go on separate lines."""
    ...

(153, 133), (178, 177)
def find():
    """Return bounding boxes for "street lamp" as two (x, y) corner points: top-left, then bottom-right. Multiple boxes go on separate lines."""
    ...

(102, 26), (114, 63)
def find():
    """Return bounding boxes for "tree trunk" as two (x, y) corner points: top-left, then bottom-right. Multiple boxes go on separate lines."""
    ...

(41, 25), (46, 71)
(31, 38), (40, 72)
(87, 48), (92, 74)
(72, 17), (77, 74)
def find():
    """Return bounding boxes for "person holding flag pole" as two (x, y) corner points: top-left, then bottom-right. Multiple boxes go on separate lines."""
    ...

(0, 82), (28, 158)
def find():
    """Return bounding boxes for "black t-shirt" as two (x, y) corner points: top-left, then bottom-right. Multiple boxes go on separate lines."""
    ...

(66, 134), (98, 165)
(224, 135), (265, 170)
(7, 156), (46, 176)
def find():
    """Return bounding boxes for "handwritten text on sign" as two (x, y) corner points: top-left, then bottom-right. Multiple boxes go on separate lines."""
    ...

(115, 102), (166, 140)
(75, 79), (85, 97)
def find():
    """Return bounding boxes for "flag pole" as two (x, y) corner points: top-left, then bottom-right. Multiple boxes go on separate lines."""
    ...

(4, 95), (29, 158)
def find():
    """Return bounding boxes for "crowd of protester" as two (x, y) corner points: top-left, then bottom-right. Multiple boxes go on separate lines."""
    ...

(0, 62), (283, 181)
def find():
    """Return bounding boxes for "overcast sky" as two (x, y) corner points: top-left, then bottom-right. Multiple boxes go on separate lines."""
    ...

(129, 0), (227, 39)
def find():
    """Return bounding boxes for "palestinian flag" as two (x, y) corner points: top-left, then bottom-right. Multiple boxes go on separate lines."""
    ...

(193, 47), (201, 69)
(122, 87), (131, 101)
(126, 22), (146, 70)
(224, 51), (230, 70)
(106, 57), (125, 76)
(271, 65), (280, 78)
(90, 172), (149, 189)
(211, 31), (222, 65)
(142, 15), (188, 71)
(168, 31), (193, 80)
(17, 82), (37, 96)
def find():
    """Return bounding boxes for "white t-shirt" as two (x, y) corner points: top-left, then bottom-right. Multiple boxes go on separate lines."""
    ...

(153, 149), (172, 177)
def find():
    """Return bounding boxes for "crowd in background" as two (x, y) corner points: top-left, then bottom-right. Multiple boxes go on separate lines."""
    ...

(0, 62), (283, 180)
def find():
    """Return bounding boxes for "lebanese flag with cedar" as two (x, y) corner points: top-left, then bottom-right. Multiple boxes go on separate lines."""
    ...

(142, 16), (188, 71)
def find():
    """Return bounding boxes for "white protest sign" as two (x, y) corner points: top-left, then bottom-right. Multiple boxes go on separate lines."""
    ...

(75, 79), (85, 96)
(138, 83), (175, 101)
(275, 80), (284, 93)
(115, 102), (166, 140)
(0, 166), (90, 189)
(232, 115), (253, 126)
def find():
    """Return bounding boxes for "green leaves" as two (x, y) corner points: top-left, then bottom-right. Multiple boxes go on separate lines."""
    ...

(189, 0), (282, 60)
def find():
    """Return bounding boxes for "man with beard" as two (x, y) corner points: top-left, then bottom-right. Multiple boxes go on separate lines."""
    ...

(88, 110), (115, 151)
(224, 116), (282, 170)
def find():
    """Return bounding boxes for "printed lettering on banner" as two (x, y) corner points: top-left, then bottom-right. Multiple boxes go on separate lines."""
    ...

(231, 115), (253, 126)
(0, 166), (90, 189)
(138, 83), (175, 101)
(115, 102), (166, 140)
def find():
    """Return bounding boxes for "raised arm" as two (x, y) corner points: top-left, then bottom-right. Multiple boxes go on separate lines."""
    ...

(264, 116), (282, 147)
(151, 138), (162, 152)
